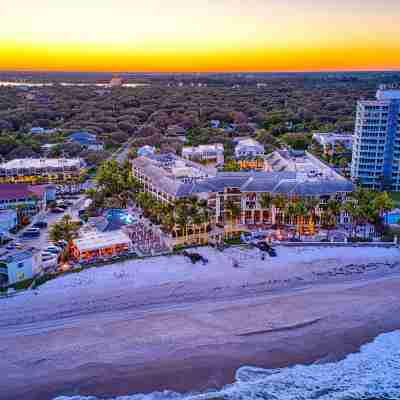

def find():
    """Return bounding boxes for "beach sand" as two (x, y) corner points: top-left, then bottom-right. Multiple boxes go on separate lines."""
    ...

(1, 246), (400, 400)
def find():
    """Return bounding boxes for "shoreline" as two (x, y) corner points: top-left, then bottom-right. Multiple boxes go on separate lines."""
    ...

(1, 246), (400, 400)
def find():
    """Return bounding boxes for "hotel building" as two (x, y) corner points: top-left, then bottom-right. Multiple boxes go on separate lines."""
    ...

(132, 151), (354, 228)
(351, 85), (400, 191)
(0, 158), (85, 185)
(132, 153), (215, 204)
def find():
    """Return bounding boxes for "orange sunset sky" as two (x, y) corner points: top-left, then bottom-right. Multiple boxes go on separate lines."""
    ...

(1, 0), (400, 73)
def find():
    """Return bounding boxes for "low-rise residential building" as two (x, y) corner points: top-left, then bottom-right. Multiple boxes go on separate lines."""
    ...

(132, 153), (215, 204)
(210, 120), (221, 129)
(70, 230), (132, 262)
(313, 132), (354, 154)
(69, 131), (104, 151)
(165, 125), (187, 142)
(0, 249), (41, 286)
(234, 138), (265, 170)
(182, 144), (224, 165)
(137, 145), (156, 158)
(0, 158), (85, 184)
(0, 209), (17, 233)
(0, 184), (47, 219)
(234, 138), (264, 158)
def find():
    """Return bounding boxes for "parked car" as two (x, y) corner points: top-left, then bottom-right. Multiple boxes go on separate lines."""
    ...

(33, 221), (48, 229)
(22, 230), (40, 239)
(51, 207), (65, 214)
(45, 245), (62, 254)
(55, 240), (68, 248)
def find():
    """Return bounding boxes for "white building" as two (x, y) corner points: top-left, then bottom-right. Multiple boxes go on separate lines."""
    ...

(182, 144), (224, 165)
(137, 145), (156, 158)
(351, 84), (400, 191)
(0, 249), (41, 285)
(313, 132), (354, 152)
(70, 230), (132, 262)
(0, 209), (17, 233)
(234, 138), (264, 158)
(132, 153), (215, 204)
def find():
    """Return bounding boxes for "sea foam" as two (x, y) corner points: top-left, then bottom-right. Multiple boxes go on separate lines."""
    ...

(54, 330), (400, 400)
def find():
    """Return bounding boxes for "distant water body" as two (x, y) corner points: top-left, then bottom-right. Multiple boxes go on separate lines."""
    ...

(0, 81), (148, 88)
(55, 330), (400, 400)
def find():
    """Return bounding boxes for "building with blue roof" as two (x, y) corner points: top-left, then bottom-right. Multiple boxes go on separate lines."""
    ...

(69, 131), (104, 151)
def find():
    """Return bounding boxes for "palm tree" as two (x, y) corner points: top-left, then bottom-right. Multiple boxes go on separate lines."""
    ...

(326, 199), (342, 240)
(224, 198), (241, 235)
(304, 196), (319, 233)
(344, 200), (362, 240)
(272, 194), (286, 226)
(259, 192), (272, 222)
(294, 201), (308, 239)
(49, 214), (80, 259)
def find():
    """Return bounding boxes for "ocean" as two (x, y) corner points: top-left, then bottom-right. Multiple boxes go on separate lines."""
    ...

(55, 330), (400, 400)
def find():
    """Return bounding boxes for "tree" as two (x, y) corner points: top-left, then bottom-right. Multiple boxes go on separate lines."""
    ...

(224, 198), (241, 232)
(259, 193), (272, 210)
(223, 159), (240, 172)
(272, 194), (286, 226)
(49, 214), (80, 258)
(325, 199), (342, 240)
(294, 201), (308, 239)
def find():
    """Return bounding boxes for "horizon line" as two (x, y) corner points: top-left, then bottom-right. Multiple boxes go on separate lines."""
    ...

(0, 68), (400, 76)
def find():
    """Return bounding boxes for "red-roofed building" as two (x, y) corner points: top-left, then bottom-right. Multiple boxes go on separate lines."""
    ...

(0, 184), (47, 220)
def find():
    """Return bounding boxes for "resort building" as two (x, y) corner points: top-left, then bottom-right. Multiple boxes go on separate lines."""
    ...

(351, 84), (400, 191)
(0, 184), (47, 219)
(313, 132), (354, 154)
(192, 170), (354, 229)
(234, 138), (265, 170)
(132, 153), (215, 204)
(70, 230), (132, 262)
(0, 158), (85, 185)
(0, 248), (41, 286)
(182, 144), (224, 165)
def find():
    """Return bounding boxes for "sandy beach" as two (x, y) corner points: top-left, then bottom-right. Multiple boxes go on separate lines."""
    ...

(1, 245), (400, 400)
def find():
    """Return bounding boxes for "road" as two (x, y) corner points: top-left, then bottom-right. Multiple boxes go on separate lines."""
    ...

(113, 136), (135, 163)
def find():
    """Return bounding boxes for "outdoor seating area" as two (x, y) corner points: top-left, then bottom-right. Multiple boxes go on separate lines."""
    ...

(125, 221), (169, 255)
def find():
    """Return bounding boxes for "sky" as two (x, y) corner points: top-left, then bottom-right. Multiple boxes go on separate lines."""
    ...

(1, 0), (400, 73)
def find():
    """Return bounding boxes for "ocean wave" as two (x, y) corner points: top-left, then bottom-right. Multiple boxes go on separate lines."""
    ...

(54, 330), (400, 400)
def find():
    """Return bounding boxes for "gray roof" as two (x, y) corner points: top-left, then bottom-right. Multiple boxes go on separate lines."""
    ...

(192, 172), (353, 196)
(0, 249), (37, 264)
(132, 156), (185, 198)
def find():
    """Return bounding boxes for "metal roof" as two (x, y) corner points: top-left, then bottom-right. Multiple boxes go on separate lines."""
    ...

(192, 172), (353, 195)
(73, 231), (131, 253)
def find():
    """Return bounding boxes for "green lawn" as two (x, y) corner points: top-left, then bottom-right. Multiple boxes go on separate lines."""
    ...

(389, 192), (400, 205)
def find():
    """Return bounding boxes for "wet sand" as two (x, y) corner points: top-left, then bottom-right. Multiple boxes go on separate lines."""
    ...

(1, 247), (400, 400)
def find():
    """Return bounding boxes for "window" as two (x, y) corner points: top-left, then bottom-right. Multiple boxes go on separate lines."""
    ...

(17, 262), (24, 269)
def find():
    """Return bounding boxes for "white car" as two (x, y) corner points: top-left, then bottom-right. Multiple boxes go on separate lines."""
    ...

(45, 245), (62, 254)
